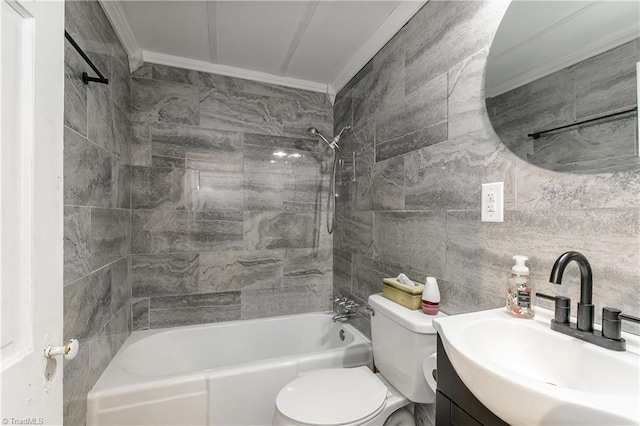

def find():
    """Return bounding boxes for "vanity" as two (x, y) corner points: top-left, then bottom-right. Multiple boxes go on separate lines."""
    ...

(432, 307), (640, 426)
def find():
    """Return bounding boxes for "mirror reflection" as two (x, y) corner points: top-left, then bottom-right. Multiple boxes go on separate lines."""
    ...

(485, 1), (639, 173)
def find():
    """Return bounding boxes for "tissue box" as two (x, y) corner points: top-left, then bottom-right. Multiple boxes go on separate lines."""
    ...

(382, 278), (425, 310)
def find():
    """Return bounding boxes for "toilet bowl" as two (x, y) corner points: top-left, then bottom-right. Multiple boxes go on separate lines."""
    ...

(273, 294), (445, 426)
(273, 367), (409, 426)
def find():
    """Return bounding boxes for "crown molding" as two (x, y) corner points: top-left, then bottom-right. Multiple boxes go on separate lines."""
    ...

(98, 0), (143, 72)
(142, 50), (331, 95)
(331, 0), (426, 94)
(486, 28), (640, 98)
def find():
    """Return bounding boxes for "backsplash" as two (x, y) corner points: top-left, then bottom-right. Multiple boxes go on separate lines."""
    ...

(129, 64), (334, 329)
(63, 1), (132, 424)
(333, 0), (640, 339)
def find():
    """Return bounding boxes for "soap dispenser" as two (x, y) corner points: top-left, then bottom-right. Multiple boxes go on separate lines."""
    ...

(506, 255), (535, 319)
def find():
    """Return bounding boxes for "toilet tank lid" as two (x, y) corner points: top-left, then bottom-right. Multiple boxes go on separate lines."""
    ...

(368, 294), (447, 334)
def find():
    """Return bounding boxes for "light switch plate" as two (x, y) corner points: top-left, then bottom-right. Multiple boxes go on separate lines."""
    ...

(481, 182), (504, 222)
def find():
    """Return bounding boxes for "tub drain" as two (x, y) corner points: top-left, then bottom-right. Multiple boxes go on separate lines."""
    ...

(339, 329), (345, 341)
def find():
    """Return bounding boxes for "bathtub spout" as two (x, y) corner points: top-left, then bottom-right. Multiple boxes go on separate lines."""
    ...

(332, 313), (353, 322)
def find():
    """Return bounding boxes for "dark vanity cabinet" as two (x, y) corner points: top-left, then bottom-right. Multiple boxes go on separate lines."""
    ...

(435, 335), (509, 426)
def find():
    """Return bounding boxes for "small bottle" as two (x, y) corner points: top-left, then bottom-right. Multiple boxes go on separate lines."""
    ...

(506, 255), (535, 319)
(422, 277), (440, 315)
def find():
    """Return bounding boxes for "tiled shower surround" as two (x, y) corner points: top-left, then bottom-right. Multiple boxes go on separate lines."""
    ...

(129, 64), (333, 330)
(332, 0), (640, 361)
(63, 1), (132, 425)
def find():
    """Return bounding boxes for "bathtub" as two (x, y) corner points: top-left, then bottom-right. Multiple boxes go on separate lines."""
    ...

(87, 312), (372, 425)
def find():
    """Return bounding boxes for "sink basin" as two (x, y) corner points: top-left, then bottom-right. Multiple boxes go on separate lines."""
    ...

(433, 307), (640, 425)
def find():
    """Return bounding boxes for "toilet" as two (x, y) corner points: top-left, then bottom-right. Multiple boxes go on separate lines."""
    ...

(273, 293), (445, 426)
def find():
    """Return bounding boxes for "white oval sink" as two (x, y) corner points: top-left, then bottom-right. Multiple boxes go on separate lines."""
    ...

(433, 308), (640, 425)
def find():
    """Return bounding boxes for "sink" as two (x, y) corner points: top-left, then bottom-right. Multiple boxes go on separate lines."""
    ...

(433, 307), (640, 425)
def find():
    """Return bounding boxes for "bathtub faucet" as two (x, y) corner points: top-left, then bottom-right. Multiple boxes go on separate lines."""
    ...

(332, 297), (364, 322)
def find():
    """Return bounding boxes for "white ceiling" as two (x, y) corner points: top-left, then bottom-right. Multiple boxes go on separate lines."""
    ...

(108, 1), (425, 97)
(486, 0), (640, 97)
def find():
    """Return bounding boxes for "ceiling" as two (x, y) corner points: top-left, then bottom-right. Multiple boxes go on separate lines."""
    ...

(104, 1), (425, 98)
(485, 0), (640, 97)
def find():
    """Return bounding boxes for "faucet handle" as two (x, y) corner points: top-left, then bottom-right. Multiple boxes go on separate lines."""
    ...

(602, 308), (640, 341)
(536, 292), (571, 324)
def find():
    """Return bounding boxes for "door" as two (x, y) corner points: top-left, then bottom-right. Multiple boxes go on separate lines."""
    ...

(1, 0), (64, 424)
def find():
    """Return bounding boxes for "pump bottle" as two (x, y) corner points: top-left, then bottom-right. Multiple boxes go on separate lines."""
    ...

(506, 255), (535, 319)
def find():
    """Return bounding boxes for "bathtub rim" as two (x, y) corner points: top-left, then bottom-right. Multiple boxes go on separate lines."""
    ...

(88, 311), (372, 398)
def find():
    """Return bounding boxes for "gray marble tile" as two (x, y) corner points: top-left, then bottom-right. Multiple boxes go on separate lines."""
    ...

(244, 133), (318, 152)
(241, 285), (321, 320)
(349, 312), (372, 340)
(404, 0), (508, 95)
(199, 88), (283, 135)
(64, 267), (111, 342)
(132, 210), (244, 254)
(151, 155), (185, 169)
(334, 211), (374, 257)
(333, 95), (352, 135)
(375, 74), (448, 162)
(64, 41), (88, 137)
(111, 101), (130, 163)
(104, 303), (131, 358)
(113, 162), (131, 209)
(131, 121), (152, 166)
(149, 292), (241, 328)
(337, 60), (373, 104)
(89, 332), (114, 386)
(573, 40), (638, 120)
(448, 48), (492, 139)
(90, 208), (130, 270)
(374, 211), (447, 276)
(64, 126), (113, 208)
(517, 160), (640, 210)
(63, 342), (91, 426)
(405, 128), (516, 211)
(371, 156), (404, 210)
(111, 54), (130, 115)
(151, 124), (243, 172)
(65, 1), (112, 69)
(131, 77), (200, 125)
(283, 248), (332, 288)
(281, 96), (333, 140)
(186, 169), (244, 211)
(191, 210), (244, 222)
(132, 298), (150, 331)
(149, 305), (241, 329)
(199, 250), (284, 292)
(333, 252), (352, 297)
(352, 32), (405, 129)
(87, 82), (115, 154)
(132, 63), (152, 79)
(110, 256), (131, 314)
(244, 211), (321, 250)
(131, 166), (186, 210)
(351, 254), (391, 303)
(152, 63), (231, 89)
(282, 171), (327, 209)
(338, 122), (375, 211)
(132, 253), (199, 298)
(64, 206), (91, 285)
(244, 173), (283, 211)
(242, 146), (295, 175)
(445, 209), (640, 322)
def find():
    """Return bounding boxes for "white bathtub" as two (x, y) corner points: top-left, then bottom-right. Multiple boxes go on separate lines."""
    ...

(87, 313), (372, 426)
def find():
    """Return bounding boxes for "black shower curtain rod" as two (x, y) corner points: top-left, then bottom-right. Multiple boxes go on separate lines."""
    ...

(527, 106), (637, 139)
(64, 30), (109, 85)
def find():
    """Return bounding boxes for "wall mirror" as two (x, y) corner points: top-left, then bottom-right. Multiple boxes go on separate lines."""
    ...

(485, 1), (639, 173)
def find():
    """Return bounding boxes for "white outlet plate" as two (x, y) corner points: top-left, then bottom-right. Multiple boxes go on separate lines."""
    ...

(481, 182), (504, 222)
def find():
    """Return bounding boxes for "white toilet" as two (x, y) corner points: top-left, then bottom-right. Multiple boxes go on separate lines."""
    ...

(273, 293), (445, 426)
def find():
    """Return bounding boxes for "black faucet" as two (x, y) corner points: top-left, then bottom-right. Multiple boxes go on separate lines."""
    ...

(549, 251), (594, 332)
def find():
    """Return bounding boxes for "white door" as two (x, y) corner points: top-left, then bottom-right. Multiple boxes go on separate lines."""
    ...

(1, 0), (64, 424)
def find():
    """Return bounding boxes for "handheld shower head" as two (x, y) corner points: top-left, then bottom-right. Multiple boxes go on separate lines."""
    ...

(306, 127), (333, 147)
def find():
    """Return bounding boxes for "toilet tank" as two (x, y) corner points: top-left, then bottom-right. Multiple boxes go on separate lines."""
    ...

(368, 294), (446, 403)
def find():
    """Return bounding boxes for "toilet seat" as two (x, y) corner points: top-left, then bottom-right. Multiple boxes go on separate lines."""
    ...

(275, 366), (388, 426)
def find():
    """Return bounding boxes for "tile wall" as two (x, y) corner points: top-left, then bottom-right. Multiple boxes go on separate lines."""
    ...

(129, 64), (334, 329)
(332, 0), (640, 357)
(63, 1), (132, 424)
